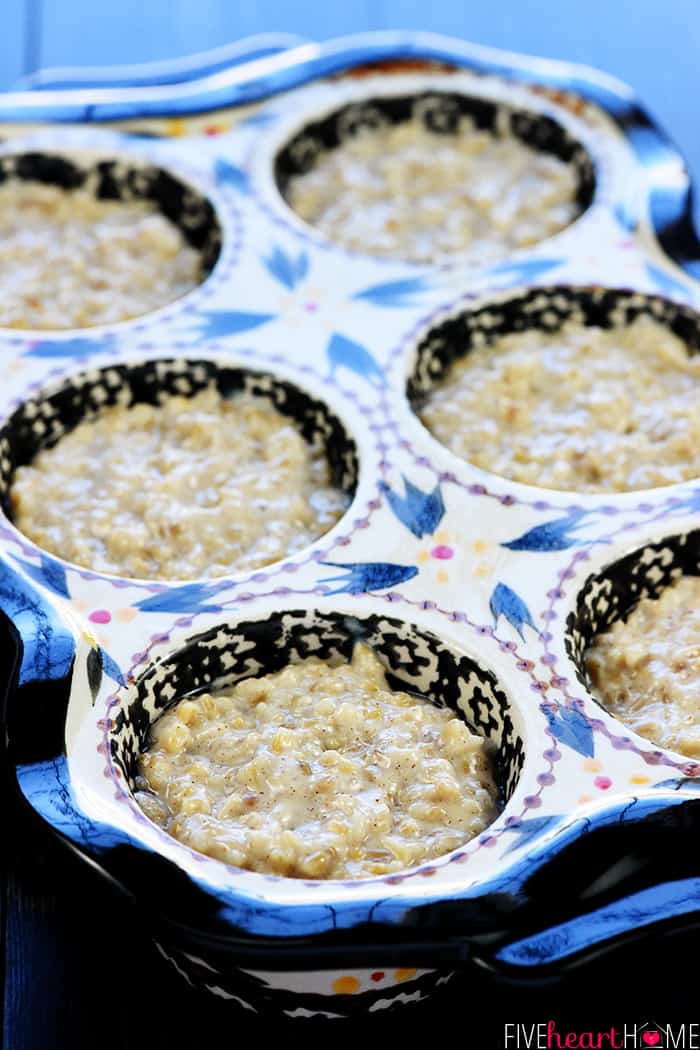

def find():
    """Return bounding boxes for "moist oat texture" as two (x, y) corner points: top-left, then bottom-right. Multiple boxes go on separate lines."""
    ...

(586, 575), (700, 758)
(284, 113), (579, 263)
(419, 316), (700, 493)
(135, 644), (498, 879)
(11, 387), (346, 579)
(0, 181), (202, 329)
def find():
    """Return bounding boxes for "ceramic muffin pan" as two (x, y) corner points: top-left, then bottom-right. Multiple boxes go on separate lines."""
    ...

(2, 33), (700, 1021)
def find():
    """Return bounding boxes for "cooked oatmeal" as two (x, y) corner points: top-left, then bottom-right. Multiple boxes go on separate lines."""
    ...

(283, 113), (579, 263)
(0, 181), (202, 329)
(419, 316), (700, 492)
(134, 643), (498, 879)
(586, 574), (700, 757)
(11, 387), (346, 579)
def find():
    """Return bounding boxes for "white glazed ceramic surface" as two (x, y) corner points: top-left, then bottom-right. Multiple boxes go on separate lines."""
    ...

(2, 51), (700, 1016)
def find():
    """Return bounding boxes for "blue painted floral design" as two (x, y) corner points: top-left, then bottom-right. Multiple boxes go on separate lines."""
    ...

(26, 335), (115, 360)
(644, 261), (690, 299)
(488, 257), (563, 283)
(99, 647), (127, 689)
(353, 275), (431, 308)
(12, 553), (71, 599)
(135, 582), (225, 614)
(614, 200), (637, 233)
(543, 704), (595, 758)
(502, 511), (592, 552)
(0, 560), (74, 686)
(490, 582), (537, 639)
(262, 245), (309, 290)
(189, 309), (275, 338)
(326, 332), (384, 384)
(319, 560), (418, 595)
(502, 814), (563, 855)
(213, 157), (250, 194)
(382, 477), (445, 539)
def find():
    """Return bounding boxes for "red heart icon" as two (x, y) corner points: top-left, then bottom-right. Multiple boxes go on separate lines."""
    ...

(642, 1034), (660, 1047)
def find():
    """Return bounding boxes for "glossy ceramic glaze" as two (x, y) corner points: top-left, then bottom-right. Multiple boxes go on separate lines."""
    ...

(1, 33), (700, 1020)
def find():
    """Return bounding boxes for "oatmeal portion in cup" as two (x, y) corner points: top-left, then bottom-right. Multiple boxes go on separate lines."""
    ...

(281, 106), (583, 264)
(0, 157), (218, 329)
(586, 574), (700, 759)
(419, 315), (700, 493)
(135, 643), (498, 879)
(10, 386), (348, 580)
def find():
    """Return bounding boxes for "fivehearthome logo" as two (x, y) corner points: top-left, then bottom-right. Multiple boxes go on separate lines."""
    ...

(504, 1021), (698, 1048)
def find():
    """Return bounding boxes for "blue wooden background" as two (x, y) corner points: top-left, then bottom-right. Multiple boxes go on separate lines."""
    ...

(0, 1), (698, 221)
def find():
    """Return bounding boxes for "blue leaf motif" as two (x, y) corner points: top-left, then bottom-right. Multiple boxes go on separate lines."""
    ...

(135, 582), (224, 614)
(614, 201), (637, 233)
(12, 553), (70, 599)
(327, 333), (384, 384)
(382, 477), (445, 539)
(26, 336), (114, 359)
(319, 561), (418, 596)
(262, 245), (309, 290)
(192, 309), (275, 338)
(99, 647), (126, 688)
(490, 582), (537, 639)
(502, 511), (590, 552)
(353, 275), (430, 308)
(214, 157), (250, 194)
(645, 261), (690, 299)
(489, 258), (563, 282)
(502, 815), (563, 855)
(543, 704), (595, 758)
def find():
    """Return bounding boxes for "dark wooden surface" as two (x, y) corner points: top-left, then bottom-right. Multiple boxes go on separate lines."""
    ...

(1, 4), (699, 1045)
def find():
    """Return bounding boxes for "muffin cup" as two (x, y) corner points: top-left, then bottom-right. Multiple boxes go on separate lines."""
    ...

(1, 33), (700, 1018)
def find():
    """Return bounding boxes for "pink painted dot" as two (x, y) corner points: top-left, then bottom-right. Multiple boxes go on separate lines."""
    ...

(304, 302), (318, 312)
(431, 545), (454, 560)
(89, 609), (112, 624)
(594, 775), (612, 791)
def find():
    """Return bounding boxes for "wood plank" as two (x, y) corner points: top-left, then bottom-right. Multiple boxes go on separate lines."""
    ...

(37, 0), (375, 70)
(0, 0), (30, 90)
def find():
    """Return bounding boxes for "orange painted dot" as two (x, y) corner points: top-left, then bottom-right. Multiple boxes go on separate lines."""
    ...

(577, 794), (593, 804)
(436, 569), (449, 583)
(71, 599), (88, 612)
(333, 976), (361, 995)
(435, 530), (450, 544)
(416, 550), (430, 564)
(583, 758), (602, 773)
(471, 539), (487, 554)
(474, 562), (491, 578)
(116, 608), (139, 623)
(630, 775), (650, 785)
(395, 968), (418, 983)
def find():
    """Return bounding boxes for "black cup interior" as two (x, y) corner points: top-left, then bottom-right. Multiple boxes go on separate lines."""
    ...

(566, 528), (700, 695)
(408, 285), (700, 408)
(0, 358), (358, 524)
(0, 150), (222, 276)
(275, 90), (596, 221)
